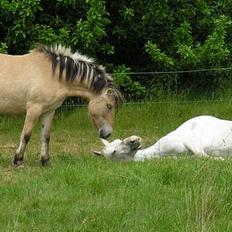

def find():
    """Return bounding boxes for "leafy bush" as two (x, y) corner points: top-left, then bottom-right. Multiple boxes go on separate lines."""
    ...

(1, 0), (232, 99)
(112, 65), (146, 100)
(0, 42), (8, 53)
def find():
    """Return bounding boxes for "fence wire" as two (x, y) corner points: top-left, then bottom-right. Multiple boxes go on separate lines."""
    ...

(59, 66), (232, 108)
(110, 66), (232, 76)
(60, 98), (232, 108)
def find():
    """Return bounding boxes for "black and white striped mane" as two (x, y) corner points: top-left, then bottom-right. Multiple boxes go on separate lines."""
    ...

(34, 44), (123, 109)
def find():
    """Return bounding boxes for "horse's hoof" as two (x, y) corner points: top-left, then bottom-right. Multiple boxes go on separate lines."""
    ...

(13, 155), (24, 166)
(40, 157), (50, 166)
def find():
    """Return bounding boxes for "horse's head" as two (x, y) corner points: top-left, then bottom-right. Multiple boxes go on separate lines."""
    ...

(93, 136), (142, 160)
(88, 88), (123, 138)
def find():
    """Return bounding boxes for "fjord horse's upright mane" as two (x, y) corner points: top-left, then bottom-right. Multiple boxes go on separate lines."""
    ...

(34, 45), (123, 109)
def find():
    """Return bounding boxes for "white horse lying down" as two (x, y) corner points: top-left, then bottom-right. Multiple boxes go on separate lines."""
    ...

(94, 115), (232, 161)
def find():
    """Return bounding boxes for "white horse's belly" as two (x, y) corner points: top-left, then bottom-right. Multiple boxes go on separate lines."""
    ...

(204, 137), (232, 156)
(199, 124), (232, 156)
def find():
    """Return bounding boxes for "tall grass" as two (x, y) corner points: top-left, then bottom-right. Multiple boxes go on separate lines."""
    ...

(1, 99), (232, 231)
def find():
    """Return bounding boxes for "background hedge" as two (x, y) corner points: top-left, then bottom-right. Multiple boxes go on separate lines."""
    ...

(1, 0), (232, 98)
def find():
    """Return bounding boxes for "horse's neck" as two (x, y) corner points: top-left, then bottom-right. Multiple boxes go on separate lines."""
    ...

(134, 142), (162, 161)
(66, 85), (96, 100)
(133, 133), (187, 161)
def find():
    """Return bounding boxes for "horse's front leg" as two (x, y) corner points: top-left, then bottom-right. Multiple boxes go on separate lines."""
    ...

(40, 111), (55, 166)
(13, 105), (42, 166)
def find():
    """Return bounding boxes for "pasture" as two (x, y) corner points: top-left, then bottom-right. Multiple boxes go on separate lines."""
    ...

(1, 100), (232, 231)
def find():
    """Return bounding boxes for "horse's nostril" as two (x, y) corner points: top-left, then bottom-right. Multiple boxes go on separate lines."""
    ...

(99, 129), (104, 138)
(99, 129), (111, 139)
(105, 133), (111, 139)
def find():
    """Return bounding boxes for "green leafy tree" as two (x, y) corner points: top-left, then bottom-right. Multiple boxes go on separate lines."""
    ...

(1, 0), (232, 98)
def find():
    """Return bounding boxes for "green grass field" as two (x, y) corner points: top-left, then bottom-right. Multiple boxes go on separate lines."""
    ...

(1, 100), (232, 231)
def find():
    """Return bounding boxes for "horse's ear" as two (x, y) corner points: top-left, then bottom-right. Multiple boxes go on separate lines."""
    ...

(93, 151), (103, 156)
(100, 138), (110, 146)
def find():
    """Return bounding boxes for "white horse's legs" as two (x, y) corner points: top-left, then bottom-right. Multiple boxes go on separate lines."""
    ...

(13, 105), (42, 166)
(182, 138), (209, 158)
(39, 111), (55, 166)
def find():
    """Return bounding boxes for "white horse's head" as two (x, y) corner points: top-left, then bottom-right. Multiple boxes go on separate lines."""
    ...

(93, 135), (142, 160)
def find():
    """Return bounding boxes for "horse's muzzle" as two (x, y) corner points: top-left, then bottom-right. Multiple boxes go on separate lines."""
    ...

(98, 125), (112, 139)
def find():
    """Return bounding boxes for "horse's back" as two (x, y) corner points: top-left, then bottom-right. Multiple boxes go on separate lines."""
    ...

(0, 52), (48, 77)
(175, 115), (232, 132)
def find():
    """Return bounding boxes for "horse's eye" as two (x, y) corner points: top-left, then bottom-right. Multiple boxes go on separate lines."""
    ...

(107, 104), (112, 110)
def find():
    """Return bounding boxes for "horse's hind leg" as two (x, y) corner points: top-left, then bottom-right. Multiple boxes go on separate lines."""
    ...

(39, 111), (55, 166)
(13, 105), (42, 166)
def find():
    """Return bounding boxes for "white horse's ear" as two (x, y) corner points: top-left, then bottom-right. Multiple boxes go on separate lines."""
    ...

(104, 88), (114, 95)
(100, 138), (110, 146)
(93, 151), (103, 156)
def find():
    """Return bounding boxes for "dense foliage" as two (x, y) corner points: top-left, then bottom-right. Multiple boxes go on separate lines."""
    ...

(1, 0), (232, 98)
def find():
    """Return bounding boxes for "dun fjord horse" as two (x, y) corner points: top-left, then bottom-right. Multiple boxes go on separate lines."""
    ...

(0, 45), (123, 166)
